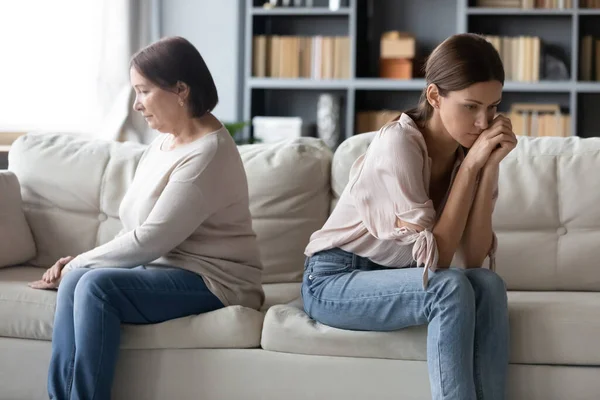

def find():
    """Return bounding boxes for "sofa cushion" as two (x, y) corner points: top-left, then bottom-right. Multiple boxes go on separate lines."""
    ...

(261, 291), (600, 366)
(0, 266), (264, 348)
(330, 131), (375, 211)
(332, 133), (600, 291)
(0, 171), (36, 267)
(8, 133), (146, 268)
(261, 282), (301, 311)
(239, 138), (332, 283)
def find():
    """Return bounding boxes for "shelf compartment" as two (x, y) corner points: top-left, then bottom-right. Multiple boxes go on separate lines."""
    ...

(578, 93), (600, 137)
(250, 88), (348, 143)
(467, 7), (573, 15)
(251, 7), (350, 16)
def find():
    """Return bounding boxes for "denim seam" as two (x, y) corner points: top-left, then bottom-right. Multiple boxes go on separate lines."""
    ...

(474, 338), (483, 399)
(66, 344), (76, 399)
(307, 286), (434, 303)
(91, 300), (106, 400)
(100, 287), (218, 297)
(82, 286), (117, 400)
(437, 329), (446, 398)
(429, 289), (446, 398)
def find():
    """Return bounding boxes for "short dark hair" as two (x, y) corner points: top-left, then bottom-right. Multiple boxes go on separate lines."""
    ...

(130, 36), (219, 118)
(406, 33), (505, 126)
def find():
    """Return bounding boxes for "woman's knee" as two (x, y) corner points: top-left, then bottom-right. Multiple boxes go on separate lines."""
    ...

(463, 268), (507, 304)
(56, 268), (89, 300)
(73, 269), (115, 303)
(429, 268), (476, 309)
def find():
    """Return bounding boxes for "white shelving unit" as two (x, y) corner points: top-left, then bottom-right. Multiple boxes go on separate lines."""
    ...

(243, 0), (600, 144)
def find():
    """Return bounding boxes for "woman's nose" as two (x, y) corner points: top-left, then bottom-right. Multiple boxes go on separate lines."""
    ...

(475, 114), (489, 130)
(133, 98), (142, 112)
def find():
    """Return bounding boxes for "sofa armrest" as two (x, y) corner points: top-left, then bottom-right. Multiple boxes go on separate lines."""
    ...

(0, 171), (36, 267)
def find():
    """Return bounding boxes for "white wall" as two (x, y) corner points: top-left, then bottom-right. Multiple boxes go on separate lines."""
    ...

(160, 0), (243, 123)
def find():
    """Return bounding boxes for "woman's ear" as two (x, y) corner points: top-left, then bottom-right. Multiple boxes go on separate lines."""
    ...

(426, 83), (440, 109)
(176, 81), (190, 100)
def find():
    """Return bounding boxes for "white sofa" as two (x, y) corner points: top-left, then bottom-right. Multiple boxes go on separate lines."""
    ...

(1, 131), (600, 400)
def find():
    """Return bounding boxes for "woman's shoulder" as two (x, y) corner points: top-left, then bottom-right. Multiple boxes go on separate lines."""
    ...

(171, 127), (244, 185)
(373, 113), (428, 156)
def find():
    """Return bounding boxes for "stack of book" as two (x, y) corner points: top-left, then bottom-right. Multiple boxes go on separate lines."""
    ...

(355, 110), (401, 134)
(505, 103), (571, 137)
(476, 0), (572, 8)
(580, 35), (600, 81)
(252, 35), (351, 79)
(580, 0), (600, 7)
(483, 35), (541, 82)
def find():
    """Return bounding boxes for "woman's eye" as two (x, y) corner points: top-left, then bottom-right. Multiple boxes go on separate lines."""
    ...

(464, 104), (476, 110)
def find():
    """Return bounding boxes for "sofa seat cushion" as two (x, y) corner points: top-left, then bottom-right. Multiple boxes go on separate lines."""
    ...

(0, 267), (264, 349)
(261, 291), (600, 366)
(261, 282), (301, 311)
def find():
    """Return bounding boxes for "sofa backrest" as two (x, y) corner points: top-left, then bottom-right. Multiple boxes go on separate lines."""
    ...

(8, 133), (332, 285)
(332, 132), (600, 291)
(9, 133), (146, 267)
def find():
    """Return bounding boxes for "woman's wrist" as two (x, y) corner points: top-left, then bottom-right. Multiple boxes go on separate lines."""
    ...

(481, 162), (499, 179)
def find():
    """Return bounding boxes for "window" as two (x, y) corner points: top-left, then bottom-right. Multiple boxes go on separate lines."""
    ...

(0, 1), (103, 134)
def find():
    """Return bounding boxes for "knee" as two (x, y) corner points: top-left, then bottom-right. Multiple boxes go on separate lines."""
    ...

(56, 269), (89, 302)
(465, 268), (507, 305)
(73, 270), (114, 303)
(430, 268), (475, 309)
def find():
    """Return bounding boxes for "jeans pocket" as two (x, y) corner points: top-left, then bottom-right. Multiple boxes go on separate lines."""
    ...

(308, 259), (352, 278)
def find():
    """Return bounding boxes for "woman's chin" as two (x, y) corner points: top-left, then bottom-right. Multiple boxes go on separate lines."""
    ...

(460, 134), (479, 148)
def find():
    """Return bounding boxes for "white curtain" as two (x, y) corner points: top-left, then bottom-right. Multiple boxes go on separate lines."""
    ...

(95, 0), (160, 143)
(0, 1), (104, 135)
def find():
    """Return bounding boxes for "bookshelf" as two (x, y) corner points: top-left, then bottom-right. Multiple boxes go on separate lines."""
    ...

(243, 0), (600, 146)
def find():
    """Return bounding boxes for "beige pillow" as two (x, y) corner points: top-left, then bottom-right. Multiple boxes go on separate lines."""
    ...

(0, 171), (36, 267)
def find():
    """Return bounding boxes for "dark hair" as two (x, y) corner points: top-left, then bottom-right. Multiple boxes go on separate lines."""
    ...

(405, 33), (505, 127)
(130, 36), (218, 118)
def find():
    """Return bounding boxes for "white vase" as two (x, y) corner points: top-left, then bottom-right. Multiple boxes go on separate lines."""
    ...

(317, 93), (341, 149)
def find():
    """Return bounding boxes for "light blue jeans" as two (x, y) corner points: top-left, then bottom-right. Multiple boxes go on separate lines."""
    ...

(48, 266), (224, 400)
(301, 247), (509, 400)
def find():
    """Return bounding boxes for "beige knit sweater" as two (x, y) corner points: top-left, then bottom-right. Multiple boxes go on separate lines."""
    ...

(65, 127), (265, 310)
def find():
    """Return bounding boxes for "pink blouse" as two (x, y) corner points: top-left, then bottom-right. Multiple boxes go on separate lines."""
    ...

(304, 113), (498, 287)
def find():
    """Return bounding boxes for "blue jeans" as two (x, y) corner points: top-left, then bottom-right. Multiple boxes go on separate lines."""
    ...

(48, 266), (224, 400)
(301, 248), (509, 400)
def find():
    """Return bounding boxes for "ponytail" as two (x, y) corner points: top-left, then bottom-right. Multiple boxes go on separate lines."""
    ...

(403, 88), (434, 129)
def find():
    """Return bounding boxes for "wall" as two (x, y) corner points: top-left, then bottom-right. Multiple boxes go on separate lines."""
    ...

(160, 0), (244, 123)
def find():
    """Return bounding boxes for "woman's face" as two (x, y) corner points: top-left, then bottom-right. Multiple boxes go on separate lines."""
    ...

(130, 67), (184, 133)
(436, 80), (503, 148)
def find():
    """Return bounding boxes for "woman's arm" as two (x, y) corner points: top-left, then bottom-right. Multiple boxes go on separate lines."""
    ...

(431, 164), (480, 268)
(459, 164), (498, 268)
(64, 181), (211, 270)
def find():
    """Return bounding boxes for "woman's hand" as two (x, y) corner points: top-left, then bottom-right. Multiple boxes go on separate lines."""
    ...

(28, 279), (60, 290)
(485, 120), (517, 167)
(28, 256), (74, 290)
(463, 115), (516, 171)
(42, 256), (73, 283)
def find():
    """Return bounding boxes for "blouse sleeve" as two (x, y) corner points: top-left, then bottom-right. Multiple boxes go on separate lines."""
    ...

(347, 121), (439, 284)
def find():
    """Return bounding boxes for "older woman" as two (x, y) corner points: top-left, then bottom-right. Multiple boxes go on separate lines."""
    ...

(29, 36), (264, 400)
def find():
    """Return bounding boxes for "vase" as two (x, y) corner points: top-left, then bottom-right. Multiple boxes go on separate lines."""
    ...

(317, 93), (341, 149)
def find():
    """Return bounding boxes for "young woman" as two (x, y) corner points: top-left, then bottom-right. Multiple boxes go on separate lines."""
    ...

(302, 33), (516, 400)
(29, 36), (264, 400)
